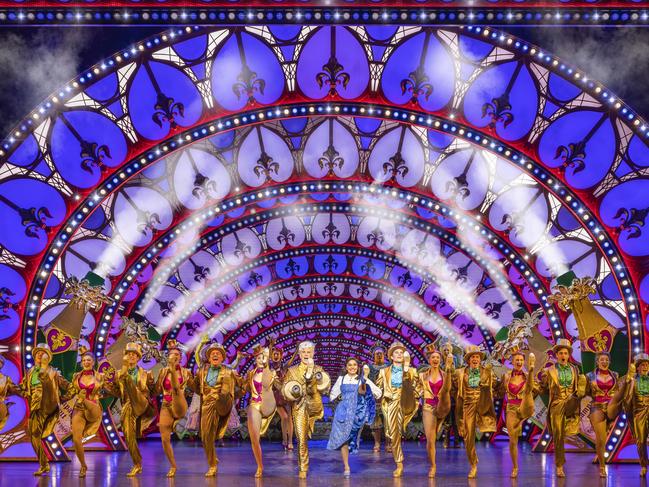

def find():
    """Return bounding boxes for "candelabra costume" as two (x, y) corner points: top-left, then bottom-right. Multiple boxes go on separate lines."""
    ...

(623, 353), (649, 477)
(270, 345), (294, 450)
(68, 352), (104, 478)
(497, 351), (537, 478)
(454, 345), (497, 479)
(0, 354), (19, 433)
(327, 359), (382, 477)
(539, 338), (586, 478)
(419, 345), (453, 478)
(245, 344), (280, 478)
(196, 342), (240, 477)
(281, 341), (331, 479)
(585, 351), (620, 477)
(113, 342), (156, 477)
(155, 341), (193, 478)
(375, 341), (422, 478)
(22, 344), (70, 476)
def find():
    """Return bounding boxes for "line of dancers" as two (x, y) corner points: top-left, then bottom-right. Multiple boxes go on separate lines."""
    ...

(1, 337), (649, 479)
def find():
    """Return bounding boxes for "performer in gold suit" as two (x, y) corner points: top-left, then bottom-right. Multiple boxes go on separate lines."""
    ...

(0, 354), (20, 433)
(281, 341), (331, 479)
(21, 344), (70, 476)
(114, 342), (156, 477)
(585, 351), (621, 477)
(68, 352), (104, 478)
(155, 340), (193, 478)
(622, 353), (649, 477)
(454, 345), (497, 479)
(497, 351), (537, 478)
(375, 341), (422, 478)
(245, 344), (281, 478)
(195, 342), (240, 477)
(419, 345), (453, 478)
(539, 338), (586, 478)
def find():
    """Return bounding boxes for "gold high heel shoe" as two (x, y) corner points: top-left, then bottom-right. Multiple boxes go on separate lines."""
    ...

(79, 465), (87, 478)
(126, 465), (142, 477)
(205, 466), (217, 477)
(393, 462), (403, 478)
(167, 467), (177, 478)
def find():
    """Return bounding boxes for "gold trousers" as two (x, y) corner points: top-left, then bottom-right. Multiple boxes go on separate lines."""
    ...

(460, 392), (480, 467)
(548, 395), (578, 468)
(200, 398), (230, 468)
(121, 403), (142, 466)
(291, 401), (314, 473)
(633, 400), (649, 467)
(382, 397), (405, 464)
(28, 410), (56, 469)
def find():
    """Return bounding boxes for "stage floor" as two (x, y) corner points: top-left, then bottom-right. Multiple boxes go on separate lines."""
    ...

(0, 440), (642, 486)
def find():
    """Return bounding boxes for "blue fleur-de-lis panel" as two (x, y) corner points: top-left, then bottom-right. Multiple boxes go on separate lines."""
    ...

(1, 22), (647, 417)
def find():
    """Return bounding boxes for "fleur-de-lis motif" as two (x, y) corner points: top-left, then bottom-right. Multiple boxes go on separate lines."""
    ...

(400, 30), (434, 105)
(500, 190), (543, 236)
(459, 322), (476, 338)
(121, 190), (160, 236)
(318, 118), (345, 175)
(252, 126), (280, 182)
(189, 257), (210, 283)
(445, 151), (476, 200)
(360, 258), (376, 276)
(484, 300), (507, 319)
(154, 298), (177, 317)
(0, 193), (54, 239)
(232, 232), (253, 258)
(429, 294), (447, 308)
(482, 93), (514, 129)
(382, 126), (409, 182)
(451, 261), (471, 284)
(232, 31), (266, 104)
(323, 255), (338, 272)
(276, 218), (296, 245)
(613, 206), (649, 239)
(367, 220), (386, 247)
(291, 284), (306, 297)
(285, 258), (301, 275)
(397, 271), (413, 288)
(248, 271), (263, 287)
(322, 213), (341, 241)
(184, 150), (218, 198)
(323, 281), (338, 295)
(355, 286), (370, 298)
(80, 139), (112, 174)
(316, 27), (350, 96)
(152, 91), (185, 128)
(554, 112), (607, 174)
(183, 321), (200, 336)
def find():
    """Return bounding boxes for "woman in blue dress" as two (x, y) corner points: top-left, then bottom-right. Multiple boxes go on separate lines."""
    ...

(327, 357), (382, 477)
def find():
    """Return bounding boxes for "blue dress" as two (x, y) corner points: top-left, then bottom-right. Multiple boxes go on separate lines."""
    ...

(327, 380), (372, 453)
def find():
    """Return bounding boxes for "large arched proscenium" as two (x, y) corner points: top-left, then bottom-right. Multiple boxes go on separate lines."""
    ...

(0, 24), (647, 462)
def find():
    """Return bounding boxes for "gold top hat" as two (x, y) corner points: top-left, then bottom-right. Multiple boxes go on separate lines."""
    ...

(463, 345), (485, 363)
(634, 353), (649, 367)
(204, 342), (226, 361)
(552, 338), (573, 354)
(124, 342), (143, 358)
(424, 343), (440, 358)
(251, 344), (266, 357)
(33, 343), (53, 361)
(388, 341), (407, 358)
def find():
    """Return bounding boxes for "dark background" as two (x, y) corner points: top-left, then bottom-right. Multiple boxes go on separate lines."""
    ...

(0, 26), (648, 136)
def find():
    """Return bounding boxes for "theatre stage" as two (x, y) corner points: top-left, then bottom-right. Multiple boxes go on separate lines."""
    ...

(0, 440), (641, 486)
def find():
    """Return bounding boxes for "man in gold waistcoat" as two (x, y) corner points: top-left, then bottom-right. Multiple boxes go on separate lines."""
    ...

(195, 342), (241, 477)
(454, 345), (497, 479)
(21, 344), (70, 475)
(623, 353), (649, 477)
(539, 338), (586, 478)
(114, 342), (156, 477)
(375, 341), (422, 478)
(281, 341), (330, 479)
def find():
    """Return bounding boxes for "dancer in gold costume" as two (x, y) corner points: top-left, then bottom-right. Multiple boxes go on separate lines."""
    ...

(497, 351), (537, 478)
(270, 345), (294, 450)
(419, 344), (453, 478)
(539, 338), (586, 478)
(585, 351), (621, 477)
(245, 344), (280, 478)
(155, 340), (193, 477)
(454, 345), (497, 479)
(623, 353), (649, 477)
(113, 342), (156, 477)
(281, 341), (330, 479)
(0, 354), (20, 433)
(68, 351), (104, 478)
(21, 344), (70, 476)
(195, 341), (240, 477)
(375, 341), (422, 478)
